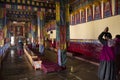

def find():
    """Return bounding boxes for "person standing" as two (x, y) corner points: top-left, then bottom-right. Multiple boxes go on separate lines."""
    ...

(114, 34), (120, 79)
(98, 27), (116, 80)
(17, 39), (24, 57)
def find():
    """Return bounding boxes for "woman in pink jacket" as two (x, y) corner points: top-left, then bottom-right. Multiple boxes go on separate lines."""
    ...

(98, 27), (116, 80)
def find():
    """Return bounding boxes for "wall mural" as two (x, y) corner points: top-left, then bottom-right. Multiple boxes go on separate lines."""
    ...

(103, 0), (112, 18)
(115, 0), (120, 15)
(81, 8), (86, 23)
(76, 11), (80, 24)
(70, 0), (119, 26)
(71, 14), (75, 25)
(87, 5), (93, 22)
(94, 2), (101, 20)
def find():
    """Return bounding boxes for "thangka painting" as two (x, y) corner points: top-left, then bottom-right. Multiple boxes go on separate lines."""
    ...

(81, 9), (86, 23)
(94, 2), (101, 20)
(70, 15), (72, 25)
(87, 5), (93, 22)
(76, 11), (80, 24)
(115, 0), (120, 15)
(103, 0), (112, 18)
(71, 14), (75, 25)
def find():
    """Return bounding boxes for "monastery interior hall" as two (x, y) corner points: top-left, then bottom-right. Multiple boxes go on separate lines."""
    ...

(0, 0), (120, 80)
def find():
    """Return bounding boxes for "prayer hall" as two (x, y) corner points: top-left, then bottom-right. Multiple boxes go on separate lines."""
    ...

(0, 0), (120, 80)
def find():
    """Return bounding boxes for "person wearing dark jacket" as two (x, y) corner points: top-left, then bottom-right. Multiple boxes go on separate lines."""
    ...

(114, 34), (120, 79)
(17, 40), (24, 57)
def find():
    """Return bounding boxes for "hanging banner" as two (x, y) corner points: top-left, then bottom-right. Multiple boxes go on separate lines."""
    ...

(0, 30), (4, 40)
(56, 2), (60, 22)
(32, 1), (35, 5)
(28, 6), (32, 10)
(74, 12), (77, 25)
(17, 0), (21, 3)
(80, 8), (86, 23)
(22, 6), (25, 10)
(12, 0), (16, 3)
(17, 5), (22, 9)
(94, 2), (101, 20)
(36, 2), (39, 6)
(22, 0), (25, 4)
(115, 0), (120, 15)
(0, 8), (4, 18)
(11, 5), (17, 9)
(6, 0), (10, 2)
(103, 0), (112, 18)
(65, 4), (69, 22)
(27, 0), (30, 5)
(87, 5), (93, 22)
(60, 26), (66, 49)
(70, 15), (72, 25)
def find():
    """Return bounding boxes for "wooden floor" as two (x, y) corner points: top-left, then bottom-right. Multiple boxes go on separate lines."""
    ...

(0, 46), (100, 80)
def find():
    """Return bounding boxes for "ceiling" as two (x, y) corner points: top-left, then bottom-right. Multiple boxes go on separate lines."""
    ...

(33, 0), (77, 4)
(34, 0), (54, 3)
(5, 0), (78, 23)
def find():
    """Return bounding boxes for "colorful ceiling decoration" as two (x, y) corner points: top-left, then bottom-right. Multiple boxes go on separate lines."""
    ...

(0, 0), (56, 22)
(0, 0), (55, 9)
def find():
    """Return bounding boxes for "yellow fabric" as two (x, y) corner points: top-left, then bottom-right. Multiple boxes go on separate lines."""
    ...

(6, 0), (10, 2)
(65, 4), (70, 22)
(32, 1), (35, 5)
(56, 2), (60, 21)
(22, 0), (25, 4)
(40, 12), (43, 20)
(0, 8), (3, 18)
(27, 0), (30, 5)
(36, 2), (39, 6)
(17, 0), (20, 3)
(102, 0), (108, 3)
(80, 7), (85, 12)
(12, 0), (15, 3)
(40, 3), (43, 6)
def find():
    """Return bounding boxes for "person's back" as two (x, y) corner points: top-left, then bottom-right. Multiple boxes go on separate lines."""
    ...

(18, 42), (23, 49)
(17, 40), (24, 57)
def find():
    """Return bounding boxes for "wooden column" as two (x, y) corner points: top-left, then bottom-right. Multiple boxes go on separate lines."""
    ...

(37, 11), (44, 53)
(56, 0), (70, 68)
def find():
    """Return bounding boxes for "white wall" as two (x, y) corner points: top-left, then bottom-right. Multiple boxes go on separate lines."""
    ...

(70, 15), (120, 39)
(49, 15), (120, 39)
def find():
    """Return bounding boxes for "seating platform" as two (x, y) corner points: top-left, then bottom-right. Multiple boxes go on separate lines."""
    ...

(24, 46), (62, 73)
